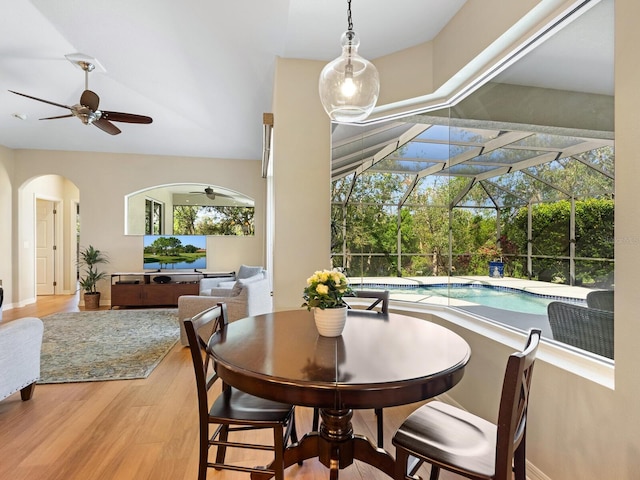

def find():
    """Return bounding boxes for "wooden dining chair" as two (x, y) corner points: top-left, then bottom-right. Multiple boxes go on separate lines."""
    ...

(392, 328), (542, 480)
(312, 289), (390, 448)
(184, 303), (298, 480)
(346, 289), (390, 313)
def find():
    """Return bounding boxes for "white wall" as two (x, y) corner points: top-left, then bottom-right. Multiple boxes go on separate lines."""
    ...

(8, 150), (265, 305)
(0, 145), (14, 312)
(271, 57), (331, 310)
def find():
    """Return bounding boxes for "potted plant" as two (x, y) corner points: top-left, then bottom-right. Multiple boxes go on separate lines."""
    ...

(302, 269), (353, 337)
(78, 245), (109, 310)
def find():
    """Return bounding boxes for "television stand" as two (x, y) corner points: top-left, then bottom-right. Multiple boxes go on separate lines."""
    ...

(110, 271), (232, 308)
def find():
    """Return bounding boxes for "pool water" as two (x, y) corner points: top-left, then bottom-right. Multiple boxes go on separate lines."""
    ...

(391, 285), (579, 315)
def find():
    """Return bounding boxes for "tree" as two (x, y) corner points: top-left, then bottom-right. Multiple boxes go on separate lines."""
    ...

(502, 198), (614, 284)
(331, 146), (614, 283)
(146, 236), (183, 256)
(173, 205), (255, 236)
(174, 205), (198, 234)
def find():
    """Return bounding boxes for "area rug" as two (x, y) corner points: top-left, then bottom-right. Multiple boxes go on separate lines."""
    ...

(38, 309), (180, 384)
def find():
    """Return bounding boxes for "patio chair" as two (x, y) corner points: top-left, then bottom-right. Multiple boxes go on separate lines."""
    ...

(392, 328), (542, 480)
(586, 290), (614, 311)
(547, 301), (614, 359)
(184, 303), (298, 480)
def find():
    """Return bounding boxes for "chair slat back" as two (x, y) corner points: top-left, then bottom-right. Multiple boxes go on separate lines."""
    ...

(495, 329), (541, 480)
(184, 304), (227, 417)
(348, 290), (390, 313)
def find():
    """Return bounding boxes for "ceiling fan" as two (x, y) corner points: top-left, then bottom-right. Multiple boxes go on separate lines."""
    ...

(9, 61), (152, 135)
(189, 186), (233, 200)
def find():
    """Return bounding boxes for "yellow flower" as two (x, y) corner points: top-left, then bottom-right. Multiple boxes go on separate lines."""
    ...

(301, 268), (353, 310)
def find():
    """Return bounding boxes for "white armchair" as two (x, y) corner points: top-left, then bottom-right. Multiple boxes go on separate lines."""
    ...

(178, 265), (272, 345)
(0, 317), (44, 401)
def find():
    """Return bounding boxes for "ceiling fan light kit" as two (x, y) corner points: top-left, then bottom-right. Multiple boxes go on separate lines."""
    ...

(9, 54), (152, 135)
(318, 0), (379, 123)
(64, 53), (106, 73)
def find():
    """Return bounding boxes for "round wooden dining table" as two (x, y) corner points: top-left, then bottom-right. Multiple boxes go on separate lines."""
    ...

(208, 309), (471, 479)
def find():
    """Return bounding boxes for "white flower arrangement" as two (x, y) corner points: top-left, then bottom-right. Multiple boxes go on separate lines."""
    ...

(302, 269), (353, 310)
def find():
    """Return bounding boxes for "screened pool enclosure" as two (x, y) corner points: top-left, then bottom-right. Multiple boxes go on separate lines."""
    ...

(330, 0), (614, 291)
(331, 104), (614, 288)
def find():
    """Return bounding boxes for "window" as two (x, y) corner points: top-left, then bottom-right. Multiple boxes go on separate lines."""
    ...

(145, 199), (163, 235)
(330, 0), (614, 361)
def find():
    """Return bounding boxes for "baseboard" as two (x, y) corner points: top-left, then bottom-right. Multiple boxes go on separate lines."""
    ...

(2, 297), (37, 311)
(436, 393), (551, 480)
(526, 463), (551, 480)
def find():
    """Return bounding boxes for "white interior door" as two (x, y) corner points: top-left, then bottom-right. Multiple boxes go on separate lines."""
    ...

(36, 199), (56, 295)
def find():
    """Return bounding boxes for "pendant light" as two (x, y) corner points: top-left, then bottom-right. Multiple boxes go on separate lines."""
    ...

(319, 0), (380, 123)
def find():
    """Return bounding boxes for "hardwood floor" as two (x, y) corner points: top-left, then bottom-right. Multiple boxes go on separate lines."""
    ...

(0, 295), (457, 480)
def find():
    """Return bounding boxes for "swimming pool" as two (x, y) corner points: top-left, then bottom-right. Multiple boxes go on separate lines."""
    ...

(377, 284), (584, 315)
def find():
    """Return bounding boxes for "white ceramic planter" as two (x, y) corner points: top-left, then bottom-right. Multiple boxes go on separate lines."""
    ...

(313, 306), (348, 337)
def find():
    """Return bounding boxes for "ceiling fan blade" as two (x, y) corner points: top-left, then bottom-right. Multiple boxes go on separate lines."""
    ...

(187, 188), (233, 199)
(80, 89), (100, 111)
(101, 111), (153, 124)
(9, 90), (71, 110)
(40, 114), (75, 120)
(93, 118), (121, 135)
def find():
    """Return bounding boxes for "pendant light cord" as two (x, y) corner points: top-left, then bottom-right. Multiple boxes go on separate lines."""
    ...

(346, 0), (355, 43)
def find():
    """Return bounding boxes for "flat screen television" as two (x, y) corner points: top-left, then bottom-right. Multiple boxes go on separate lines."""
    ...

(143, 235), (207, 271)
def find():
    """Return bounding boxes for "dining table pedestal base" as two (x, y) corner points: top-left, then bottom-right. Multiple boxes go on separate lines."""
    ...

(251, 408), (395, 480)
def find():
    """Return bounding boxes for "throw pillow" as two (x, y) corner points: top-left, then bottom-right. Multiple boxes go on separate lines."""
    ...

(238, 273), (263, 285)
(237, 264), (264, 280)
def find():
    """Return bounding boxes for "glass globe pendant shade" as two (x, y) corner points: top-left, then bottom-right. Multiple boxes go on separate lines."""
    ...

(319, 31), (380, 122)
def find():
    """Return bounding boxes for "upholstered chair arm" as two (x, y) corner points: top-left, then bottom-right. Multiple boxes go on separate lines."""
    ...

(199, 277), (236, 295)
(0, 317), (44, 401)
(178, 293), (250, 345)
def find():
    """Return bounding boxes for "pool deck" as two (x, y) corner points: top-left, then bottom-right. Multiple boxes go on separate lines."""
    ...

(349, 275), (594, 338)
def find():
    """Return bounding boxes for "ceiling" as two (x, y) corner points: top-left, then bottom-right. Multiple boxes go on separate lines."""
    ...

(0, 0), (467, 159)
(330, 0), (614, 207)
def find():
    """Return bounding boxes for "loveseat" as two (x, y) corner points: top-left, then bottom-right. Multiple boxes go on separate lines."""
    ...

(0, 317), (44, 401)
(177, 265), (272, 345)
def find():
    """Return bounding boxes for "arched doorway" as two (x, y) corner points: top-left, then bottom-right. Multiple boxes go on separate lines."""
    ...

(22, 175), (80, 297)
